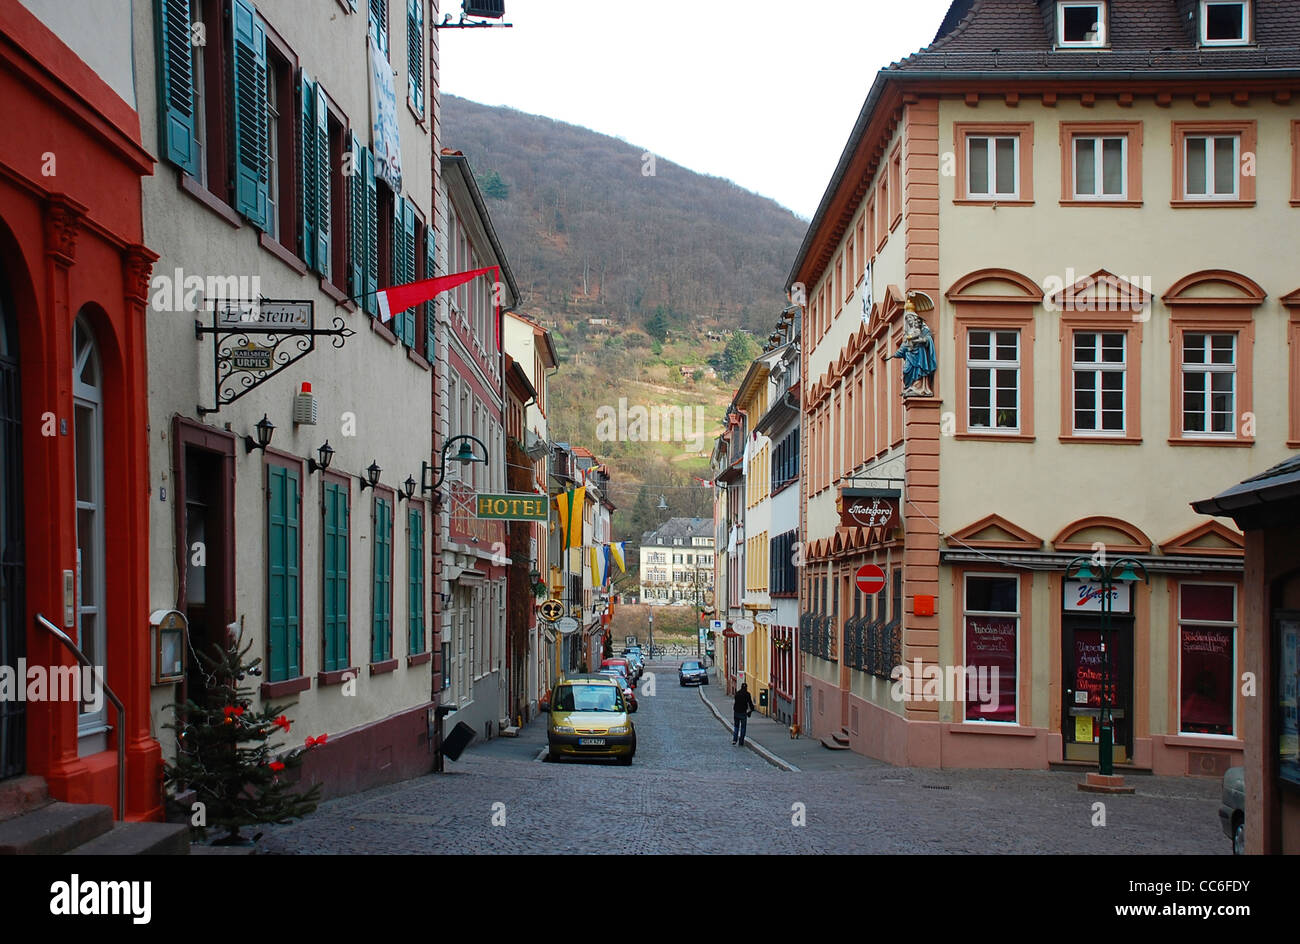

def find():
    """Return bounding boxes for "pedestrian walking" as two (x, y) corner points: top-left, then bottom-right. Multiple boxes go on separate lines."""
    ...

(732, 682), (755, 746)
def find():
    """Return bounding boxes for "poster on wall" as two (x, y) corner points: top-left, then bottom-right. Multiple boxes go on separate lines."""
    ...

(1279, 618), (1300, 787)
(1179, 624), (1234, 735)
(965, 617), (1016, 722)
(367, 35), (403, 191)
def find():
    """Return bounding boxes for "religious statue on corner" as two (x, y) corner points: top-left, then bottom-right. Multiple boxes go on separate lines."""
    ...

(883, 291), (937, 398)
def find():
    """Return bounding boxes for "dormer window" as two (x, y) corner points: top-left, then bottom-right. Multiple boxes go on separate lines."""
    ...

(1201, 1), (1250, 46)
(1057, 2), (1106, 48)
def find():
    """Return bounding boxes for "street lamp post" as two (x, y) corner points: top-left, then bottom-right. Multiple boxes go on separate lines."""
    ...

(1063, 555), (1149, 777)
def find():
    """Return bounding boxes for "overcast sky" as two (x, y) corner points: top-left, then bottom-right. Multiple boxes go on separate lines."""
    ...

(440, 0), (955, 220)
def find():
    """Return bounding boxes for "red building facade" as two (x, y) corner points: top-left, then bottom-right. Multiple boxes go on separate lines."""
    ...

(0, 0), (160, 817)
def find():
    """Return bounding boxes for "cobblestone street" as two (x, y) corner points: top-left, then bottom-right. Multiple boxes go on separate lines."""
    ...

(259, 664), (1228, 855)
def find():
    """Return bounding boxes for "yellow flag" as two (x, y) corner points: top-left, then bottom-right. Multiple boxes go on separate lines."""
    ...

(555, 486), (585, 549)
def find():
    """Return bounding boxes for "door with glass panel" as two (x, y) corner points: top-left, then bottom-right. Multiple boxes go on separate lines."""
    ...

(73, 316), (107, 753)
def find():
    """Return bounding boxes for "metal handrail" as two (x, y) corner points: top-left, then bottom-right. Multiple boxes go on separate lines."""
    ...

(34, 614), (126, 820)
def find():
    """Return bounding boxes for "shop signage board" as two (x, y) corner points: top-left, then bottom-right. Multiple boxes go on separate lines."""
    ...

(838, 488), (900, 529)
(1065, 580), (1131, 613)
(556, 617), (579, 635)
(540, 599), (563, 622)
(756, 611), (775, 625)
(474, 492), (549, 521)
(732, 618), (755, 636)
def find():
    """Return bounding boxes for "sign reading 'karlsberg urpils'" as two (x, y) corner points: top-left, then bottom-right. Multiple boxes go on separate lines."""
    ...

(475, 493), (549, 521)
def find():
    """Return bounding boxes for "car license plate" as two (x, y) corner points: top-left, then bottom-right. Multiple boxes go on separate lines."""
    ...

(578, 738), (605, 746)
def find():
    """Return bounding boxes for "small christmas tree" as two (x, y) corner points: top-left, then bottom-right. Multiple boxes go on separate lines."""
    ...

(164, 633), (323, 844)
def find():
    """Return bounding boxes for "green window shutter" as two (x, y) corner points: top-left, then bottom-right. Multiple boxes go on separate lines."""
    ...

(363, 147), (378, 317)
(231, 0), (269, 229)
(408, 509), (423, 654)
(348, 135), (365, 300)
(267, 465), (300, 682)
(323, 482), (349, 672)
(155, 0), (199, 175)
(315, 87), (331, 278)
(424, 227), (436, 361)
(372, 497), (392, 662)
(391, 195), (408, 343)
(402, 199), (417, 346)
(407, 0), (424, 117)
(369, 0), (389, 58)
(298, 73), (317, 271)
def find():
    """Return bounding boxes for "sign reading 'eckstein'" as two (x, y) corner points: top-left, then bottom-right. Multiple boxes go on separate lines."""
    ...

(475, 493), (549, 521)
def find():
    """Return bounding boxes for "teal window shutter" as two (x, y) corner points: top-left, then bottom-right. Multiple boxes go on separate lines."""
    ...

(363, 148), (378, 317)
(402, 199), (417, 346)
(372, 497), (392, 662)
(407, 0), (424, 116)
(391, 195), (408, 343)
(155, 0), (199, 175)
(315, 86), (331, 278)
(323, 481), (349, 672)
(267, 465), (300, 682)
(369, 0), (389, 59)
(348, 135), (365, 300)
(424, 227), (436, 361)
(408, 509), (423, 654)
(231, 0), (269, 229)
(298, 73), (317, 271)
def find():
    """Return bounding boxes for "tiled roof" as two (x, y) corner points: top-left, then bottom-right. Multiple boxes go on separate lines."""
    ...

(890, 0), (1300, 74)
(641, 517), (714, 546)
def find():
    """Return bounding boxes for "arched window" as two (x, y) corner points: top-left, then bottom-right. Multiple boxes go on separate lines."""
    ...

(73, 315), (107, 746)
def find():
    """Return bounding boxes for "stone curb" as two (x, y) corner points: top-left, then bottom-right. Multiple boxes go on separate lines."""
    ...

(697, 683), (800, 773)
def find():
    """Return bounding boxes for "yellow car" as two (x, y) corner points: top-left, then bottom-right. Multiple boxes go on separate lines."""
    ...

(546, 676), (636, 765)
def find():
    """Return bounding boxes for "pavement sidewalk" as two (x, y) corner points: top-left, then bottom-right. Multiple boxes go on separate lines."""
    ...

(697, 671), (884, 774)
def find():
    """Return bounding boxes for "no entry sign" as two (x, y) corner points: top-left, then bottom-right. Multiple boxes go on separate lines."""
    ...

(856, 564), (886, 594)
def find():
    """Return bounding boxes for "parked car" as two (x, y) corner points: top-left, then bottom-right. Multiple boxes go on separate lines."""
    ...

(599, 669), (638, 711)
(622, 647), (645, 671)
(1219, 766), (1245, 854)
(602, 657), (638, 684)
(679, 660), (708, 686)
(545, 676), (635, 765)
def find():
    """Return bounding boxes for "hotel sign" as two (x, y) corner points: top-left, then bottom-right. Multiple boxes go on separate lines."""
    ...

(475, 492), (549, 521)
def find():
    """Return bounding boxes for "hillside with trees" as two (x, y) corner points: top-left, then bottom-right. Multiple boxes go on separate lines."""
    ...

(441, 95), (805, 550)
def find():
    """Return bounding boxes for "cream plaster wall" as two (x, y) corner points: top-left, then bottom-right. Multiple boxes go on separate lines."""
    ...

(23, 0), (136, 108)
(135, 1), (436, 744)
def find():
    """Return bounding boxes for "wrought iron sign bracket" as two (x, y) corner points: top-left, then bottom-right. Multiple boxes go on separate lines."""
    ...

(193, 299), (354, 415)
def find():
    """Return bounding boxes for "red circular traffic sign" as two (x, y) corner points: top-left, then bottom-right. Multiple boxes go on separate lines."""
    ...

(855, 564), (886, 594)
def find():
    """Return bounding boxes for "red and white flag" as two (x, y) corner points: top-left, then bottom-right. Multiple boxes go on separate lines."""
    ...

(376, 265), (496, 324)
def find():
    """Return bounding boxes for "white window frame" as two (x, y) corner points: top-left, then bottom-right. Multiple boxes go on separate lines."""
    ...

(1057, 1), (1107, 47)
(1177, 582), (1237, 736)
(961, 572), (1021, 725)
(1183, 133), (1240, 200)
(1181, 332), (1237, 437)
(966, 135), (1020, 198)
(266, 66), (280, 242)
(967, 329), (1021, 433)
(1071, 331), (1127, 434)
(1200, 0), (1250, 46)
(1071, 135), (1127, 200)
(73, 318), (108, 746)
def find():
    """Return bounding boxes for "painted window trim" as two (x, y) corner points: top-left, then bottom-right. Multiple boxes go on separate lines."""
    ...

(889, 143), (903, 230)
(1199, 0), (1252, 46)
(960, 570), (1022, 726)
(1170, 120), (1257, 207)
(952, 307), (1036, 441)
(1166, 310), (1255, 446)
(1056, 1), (1109, 48)
(1175, 579), (1240, 737)
(1058, 120), (1143, 205)
(1058, 315), (1143, 443)
(953, 122), (1035, 205)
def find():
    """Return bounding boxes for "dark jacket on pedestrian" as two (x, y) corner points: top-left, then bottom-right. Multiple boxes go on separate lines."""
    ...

(734, 685), (755, 717)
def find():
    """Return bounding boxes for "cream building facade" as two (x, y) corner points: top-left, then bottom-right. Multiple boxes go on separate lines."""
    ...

(137, 0), (442, 796)
(792, 0), (1299, 774)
